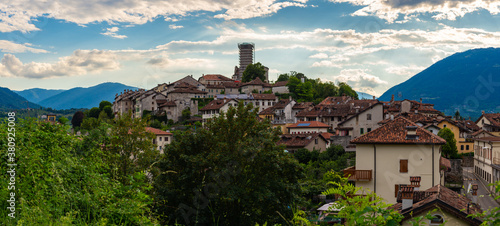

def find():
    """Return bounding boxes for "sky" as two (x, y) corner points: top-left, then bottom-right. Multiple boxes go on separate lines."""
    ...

(0, 0), (499, 96)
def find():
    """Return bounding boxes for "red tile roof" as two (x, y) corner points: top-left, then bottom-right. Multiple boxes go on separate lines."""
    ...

(321, 132), (334, 140)
(288, 121), (330, 128)
(201, 74), (233, 81)
(174, 82), (197, 89)
(251, 93), (276, 100)
(471, 129), (495, 137)
(379, 112), (437, 125)
(319, 96), (352, 105)
(473, 136), (500, 142)
(145, 127), (172, 135)
(351, 116), (446, 144)
(273, 81), (288, 87)
(478, 113), (500, 128)
(200, 98), (237, 111)
(292, 102), (314, 110)
(159, 101), (176, 107)
(277, 133), (325, 148)
(169, 87), (207, 94)
(390, 185), (482, 225)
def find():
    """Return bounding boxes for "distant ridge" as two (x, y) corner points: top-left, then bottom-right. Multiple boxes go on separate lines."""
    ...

(379, 48), (500, 117)
(356, 91), (376, 100)
(15, 88), (65, 104)
(37, 82), (139, 110)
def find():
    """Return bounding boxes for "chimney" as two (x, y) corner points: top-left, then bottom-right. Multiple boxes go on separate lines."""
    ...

(406, 126), (418, 140)
(289, 95), (292, 101)
(414, 110), (418, 114)
(420, 98), (422, 103)
(391, 94), (394, 102)
(373, 96), (376, 100)
(390, 115), (394, 120)
(401, 185), (414, 210)
(410, 176), (421, 191)
(482, 110), (485, 115)
(471, 184), (478, 204)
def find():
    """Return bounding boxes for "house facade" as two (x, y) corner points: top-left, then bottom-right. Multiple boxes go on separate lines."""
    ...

(476, 113), (500, 136)
(200, 98), (239, 123)
(146, 127), (173, 154)
(335, 102), (384, 139)
(287, 121), (330, 134)
(473, 136), (500, 193)
(347, 117), (445, 204)
(277, 133), (329, 153)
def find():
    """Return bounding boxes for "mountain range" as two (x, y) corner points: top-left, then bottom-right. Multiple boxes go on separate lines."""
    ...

(379, 47), (500, 118)
(0, 87), (40, 110)
(14, 82), (138, 110)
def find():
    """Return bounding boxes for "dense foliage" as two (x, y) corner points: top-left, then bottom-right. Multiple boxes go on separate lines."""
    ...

(153, 103), (303, 225)
(0, 116), (158, 225)
(437, 127), (458, 158)
(281, 72), (358, 103)
(242, 62), (267, 82)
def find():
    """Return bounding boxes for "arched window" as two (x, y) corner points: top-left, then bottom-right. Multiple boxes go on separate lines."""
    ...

(429, 214), (444, 225)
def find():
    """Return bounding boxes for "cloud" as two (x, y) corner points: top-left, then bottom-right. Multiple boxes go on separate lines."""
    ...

(214, 1), (308, 20)
(0, 0), (310, 32)
(0, 40), (48, 53)
(309, 53), (329, 59)
(329, 0), (500, 23)
(0, 50), (120, 78)
(385, 65), (426, 77)
(101, 27), (127, 39)
(169, 24), (184, 29)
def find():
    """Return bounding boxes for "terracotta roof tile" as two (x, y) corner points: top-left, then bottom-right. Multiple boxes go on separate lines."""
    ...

(201, 74), (233, 81)
(288, 121), (330, 128)
(351, 116), (446, 144)
(292, 102), (313, 110)
(158, 101), (176, 107)
(480, 113), (500, 128)
(169, 87), (208, 94)
(277, 133), (324, 148)
(273, 81), (288, 87)
(319, 96), (352, 105)
(145, 127), (172, 135)
(200, 99), (236, 111)
(251, 93), (276, 100)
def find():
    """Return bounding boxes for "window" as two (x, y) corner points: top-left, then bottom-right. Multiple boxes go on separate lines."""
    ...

(367, 114), (372, 120)
(166, 137), (169, 141)
(360, 128), (364, 134)
(400, 159), (408, 173)
(315, 138), (318, 144)
(461, 145), (464, 150)
(466, 145), (469, 150)
(395, 184), (400, 197)
(159, 137), (162, 141)
(443, 124), (446, 127)
(367, 128), (371, 132)
(429, 214), (444, 225)
(256, 102), (260, 106)
(159, 146), (162, 150)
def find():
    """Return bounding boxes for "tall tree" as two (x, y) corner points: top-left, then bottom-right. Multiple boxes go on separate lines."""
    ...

(99, 100), (112, 111)
(71, 111), (85, 128)
(438, 128), (458, 158)
(276, 73), (290, 82)
(88, 107), (101, 118)
(153, 103), (302, 225)
(242, 62), (266, 82)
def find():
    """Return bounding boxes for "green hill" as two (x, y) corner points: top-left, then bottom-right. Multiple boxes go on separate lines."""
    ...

(38, 82), (139, 110)
(0, 87), (40, 109)
(379, 48), (500, 118)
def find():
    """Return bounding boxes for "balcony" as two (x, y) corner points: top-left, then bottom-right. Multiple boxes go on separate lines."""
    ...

(343, 166), (372, 181)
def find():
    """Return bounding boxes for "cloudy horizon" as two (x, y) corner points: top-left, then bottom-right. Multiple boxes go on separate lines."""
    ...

(1, 0), (499, 96)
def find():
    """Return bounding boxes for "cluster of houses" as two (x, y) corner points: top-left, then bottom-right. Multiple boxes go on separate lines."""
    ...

(112, 73), (500, 224)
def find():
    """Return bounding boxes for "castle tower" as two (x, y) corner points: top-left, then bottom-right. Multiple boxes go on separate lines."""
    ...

(235, 42), (254, 81)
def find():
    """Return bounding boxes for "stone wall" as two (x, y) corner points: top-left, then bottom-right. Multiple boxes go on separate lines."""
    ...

(461, 156), (474, 167)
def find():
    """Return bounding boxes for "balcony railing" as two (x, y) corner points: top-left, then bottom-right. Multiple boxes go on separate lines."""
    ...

(343, 166), (372, 181)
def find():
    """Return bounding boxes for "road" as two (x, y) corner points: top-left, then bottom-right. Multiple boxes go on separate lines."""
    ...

(462, 167), (499, 213)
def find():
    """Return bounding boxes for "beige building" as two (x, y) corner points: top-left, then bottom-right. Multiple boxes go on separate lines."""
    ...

(336, 102), (384, 139)
(277, 133), (329, 153)
(473, 136), (500, 193)
(145, 127), (173, 154)
(200, 98), (239, 123)
(476, 112), (500, 136)
(346, 117), (445, 204)
(240, 77), (272, 94)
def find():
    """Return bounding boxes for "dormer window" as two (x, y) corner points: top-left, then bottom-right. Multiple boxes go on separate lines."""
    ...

(406, 126), (418, 140)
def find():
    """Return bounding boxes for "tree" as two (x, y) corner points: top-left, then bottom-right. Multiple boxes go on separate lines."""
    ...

(71, 111), (85, 128)
(438, 128), (458, 158)
(277, 73), (290, 82)
(242, 62), (266, 82)
(323, 174), (403, 225)
(338, 82), (359, 99)
(153, 103), (302, 225)
(88, 107), (101, 118)
(103, 105), (114, 118)
(57, 116), (69, 125)
(99, 100), (112, 111)
(181, 108), (191, 121)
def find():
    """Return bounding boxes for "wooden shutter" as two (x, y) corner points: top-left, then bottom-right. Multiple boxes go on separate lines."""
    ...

(395, 184), (399, 197)
(400, 159), (408, 173)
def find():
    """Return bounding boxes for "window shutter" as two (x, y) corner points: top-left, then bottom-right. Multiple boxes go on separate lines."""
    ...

(395, 184), (399, 197)
(400, 159), (408, 173)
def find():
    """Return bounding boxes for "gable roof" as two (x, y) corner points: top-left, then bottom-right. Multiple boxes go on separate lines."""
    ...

(200, 98), (237, 111)
(273, 81), (288, 87)
(338, 102), (382, 126)
(200, 74), (233, 81)
(277, 133), (326, 148)
(251, 93), (276, 100)
(389, 185), (482, 225)
(471, 129), (495, 137)
(145, 127), (172, 136)
(288, 121), (330, 129)
(169, 87), (207, 94)
(473, 136), (500, 142)
(351, 116), (446, 145)
(477, 113), (500, 128)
